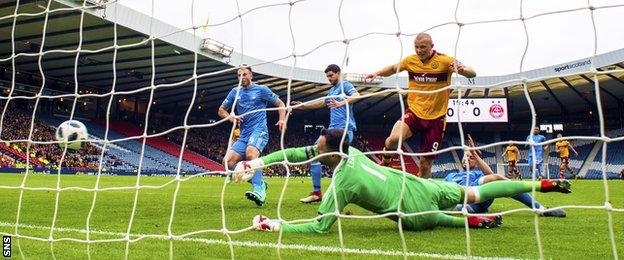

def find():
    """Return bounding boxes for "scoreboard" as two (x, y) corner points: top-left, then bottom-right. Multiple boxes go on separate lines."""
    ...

(446, 98), (508, 123)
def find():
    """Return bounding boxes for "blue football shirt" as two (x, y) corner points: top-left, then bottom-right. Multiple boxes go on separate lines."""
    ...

(326, 81), (357, 131)
(221, 83), (280, 136)
(526, 134), (546, 162)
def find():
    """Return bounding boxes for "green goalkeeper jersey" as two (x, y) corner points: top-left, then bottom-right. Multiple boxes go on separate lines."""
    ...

(260, 146), (462, 233)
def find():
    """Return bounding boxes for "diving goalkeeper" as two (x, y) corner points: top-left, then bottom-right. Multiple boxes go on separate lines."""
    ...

(233, 129), (571, 233)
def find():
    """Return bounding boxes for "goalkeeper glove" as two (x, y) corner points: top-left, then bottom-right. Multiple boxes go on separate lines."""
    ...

(252, 215), (280, 232)
(233, 158), (264, 183)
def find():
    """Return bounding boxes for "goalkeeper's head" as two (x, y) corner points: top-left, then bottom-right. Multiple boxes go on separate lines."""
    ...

(317, 128), (350, 165)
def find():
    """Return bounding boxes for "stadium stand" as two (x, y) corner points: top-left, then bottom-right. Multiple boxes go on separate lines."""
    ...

(39, 114), (197, 174)
(0, 108), (121, 171)
(93, 119), (220, 171)
(1, 103), (621, 179)
(584, 128), (624, 179)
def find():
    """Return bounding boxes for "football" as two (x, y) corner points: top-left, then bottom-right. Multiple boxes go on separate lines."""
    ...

(55, 120), (89, 150)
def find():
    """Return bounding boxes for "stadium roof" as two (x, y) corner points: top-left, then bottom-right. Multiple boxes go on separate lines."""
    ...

(1, 0), (624, 122)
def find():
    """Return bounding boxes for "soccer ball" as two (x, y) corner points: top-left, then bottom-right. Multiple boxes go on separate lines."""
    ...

(55, 120), (88, 150)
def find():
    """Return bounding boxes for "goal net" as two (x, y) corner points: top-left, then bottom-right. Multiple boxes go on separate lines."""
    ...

(0, 0), (622, 259)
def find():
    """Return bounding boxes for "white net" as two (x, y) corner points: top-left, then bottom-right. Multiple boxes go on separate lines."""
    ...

(0, 0), (623, 259)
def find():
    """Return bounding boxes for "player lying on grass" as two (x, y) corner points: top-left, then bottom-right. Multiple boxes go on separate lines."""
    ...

(232, 129), (571, 233)
(446, 135), (566, 217)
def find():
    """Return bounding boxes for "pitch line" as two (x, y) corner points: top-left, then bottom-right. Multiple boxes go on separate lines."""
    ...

(0, 221), (519, 259)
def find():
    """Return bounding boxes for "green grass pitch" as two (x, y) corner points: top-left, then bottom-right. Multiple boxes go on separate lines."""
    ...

(0, 173), (622, 259)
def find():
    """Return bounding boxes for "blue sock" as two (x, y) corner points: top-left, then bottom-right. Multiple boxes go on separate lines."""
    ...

(311, 162), (322, 192)
(470, 199), (494, 213)
(251, 169), (263, 186)
(511, 192), (542, 209)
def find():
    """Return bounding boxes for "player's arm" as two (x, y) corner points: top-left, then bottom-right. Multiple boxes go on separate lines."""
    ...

(568, 143), (579, 156)
(501, 149), (507, 159)
(261, 86), (287, 131)
(262, 146), (318, 165)
(474, 151), (494, 175)
(346, 91), (362, 104)
(281, 184), (350, 233)
(335, 91), (362, 107)
(218, 106), (242, 125)
(218, 90), (242, 125)
(364, 63), (403, 82)
(328, 83), (362, 108)
(467, 135), (494, 175)
(450, 60), (476, 78)
(470, 146), (494, 175)
(273, 98), (287, 131)
(252, 173), (351, 233)
(233, 146), (319, 182)
(238, 146), (318, 171)
(291, 99), (326, 110)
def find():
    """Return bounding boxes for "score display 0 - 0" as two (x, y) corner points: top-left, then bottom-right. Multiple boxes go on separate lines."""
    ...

(446, 98), (508, 123)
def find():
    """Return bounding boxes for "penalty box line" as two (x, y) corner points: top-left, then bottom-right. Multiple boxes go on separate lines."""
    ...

(0, 221), (518, 259)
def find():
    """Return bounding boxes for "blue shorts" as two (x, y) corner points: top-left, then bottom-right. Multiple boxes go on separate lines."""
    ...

(527, 158), (543, 173)
(455, 199), (494, 213)
(231, 129), (269, 158)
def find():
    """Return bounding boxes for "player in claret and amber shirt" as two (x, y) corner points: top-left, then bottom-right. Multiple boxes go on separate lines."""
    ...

(502, 143), (521, 179)
(555, 133), (579, 179)
(364, 33), (476, 179)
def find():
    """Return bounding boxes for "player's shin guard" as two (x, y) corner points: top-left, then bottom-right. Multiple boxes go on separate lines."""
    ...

(310, 162), (322, 192)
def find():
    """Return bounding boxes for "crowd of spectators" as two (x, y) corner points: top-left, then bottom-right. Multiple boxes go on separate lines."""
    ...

(0, 108), (122, 171)
(0, 154), (14, 167)
(0, 106), (371, 177)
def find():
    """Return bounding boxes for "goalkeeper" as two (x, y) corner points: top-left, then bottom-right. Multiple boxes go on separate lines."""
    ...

(234, 129), (571, 233)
